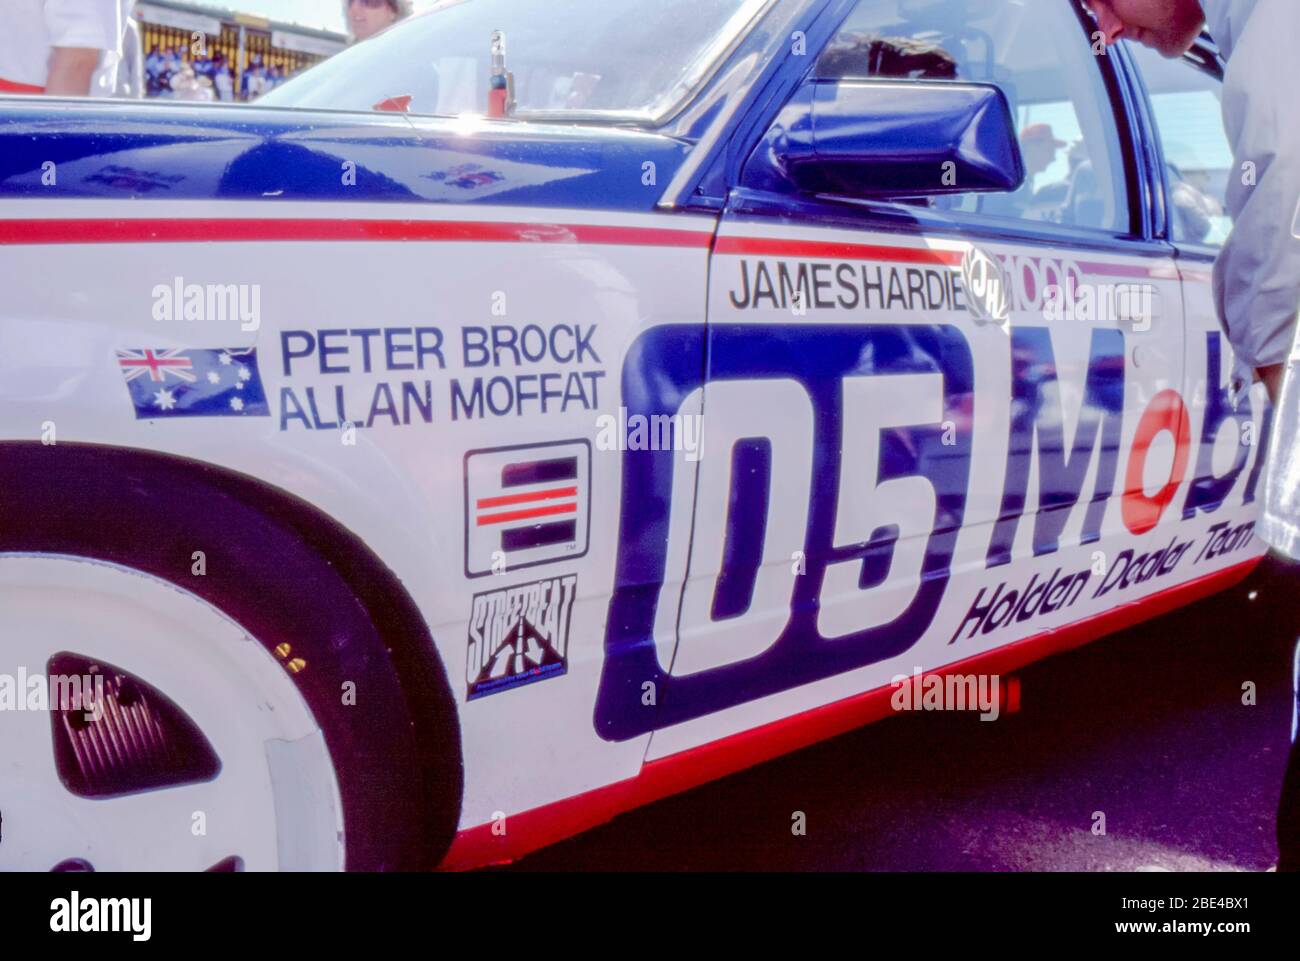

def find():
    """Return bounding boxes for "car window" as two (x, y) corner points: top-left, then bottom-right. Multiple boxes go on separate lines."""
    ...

(261, 0), (768, 123)
(1127, 42), (1232, 247)
(811, 0), (1132, 234)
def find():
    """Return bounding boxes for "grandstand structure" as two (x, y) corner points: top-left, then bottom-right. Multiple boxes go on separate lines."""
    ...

(134, 0), (347, 100)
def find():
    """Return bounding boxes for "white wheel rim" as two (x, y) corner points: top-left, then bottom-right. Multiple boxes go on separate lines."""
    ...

(0, 554), (344, 871)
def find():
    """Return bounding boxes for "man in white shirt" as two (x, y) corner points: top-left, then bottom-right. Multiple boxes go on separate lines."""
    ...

(0, 0), (121, 95)
(1086, 0), (1300, 872)
(1086, 1), (1300, 402)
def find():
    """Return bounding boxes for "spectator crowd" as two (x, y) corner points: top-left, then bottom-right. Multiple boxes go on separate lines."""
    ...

(2, 0), (402, 101)
(144, 45), (289, 102)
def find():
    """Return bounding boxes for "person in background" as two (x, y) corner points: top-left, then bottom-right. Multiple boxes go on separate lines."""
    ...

(1086, 0), (1300, 872)
(982, 123), (1070, 221)
(213, 53), (234, 102)
(241, 53), (261, 99)
(345, 0), (410, 43)
(170, 61), (214, 102)
(0, 0), (121, 96)
(144, 42), (163, 94)
(246, 60), (266, 100)
(163, 44), (181, 80)
(1020, 123), (1068, 185)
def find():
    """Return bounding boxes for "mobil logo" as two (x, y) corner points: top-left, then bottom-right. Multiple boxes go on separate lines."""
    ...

(986, 326), (1262, 571)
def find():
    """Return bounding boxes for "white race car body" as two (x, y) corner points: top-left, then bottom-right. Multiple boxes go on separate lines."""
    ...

(0, 0), (1264, 869)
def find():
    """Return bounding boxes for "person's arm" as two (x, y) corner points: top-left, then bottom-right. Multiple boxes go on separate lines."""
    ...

(1212, 0), (1300, 404)
(1260, 363), (1286, 405)
(41, 0), (121, 95)
(43, 46), (103, 95)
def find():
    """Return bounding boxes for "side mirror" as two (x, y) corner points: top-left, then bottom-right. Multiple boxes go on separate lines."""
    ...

(743, 79), (1025, 200)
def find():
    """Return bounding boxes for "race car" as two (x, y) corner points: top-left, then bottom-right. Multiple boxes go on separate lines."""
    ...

(0, 0), (1265, 871)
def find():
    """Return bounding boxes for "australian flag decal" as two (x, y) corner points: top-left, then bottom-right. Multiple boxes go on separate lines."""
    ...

(116, 348), (270, 419)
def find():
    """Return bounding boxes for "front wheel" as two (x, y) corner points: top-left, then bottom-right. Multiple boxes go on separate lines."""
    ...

(0, 445), (461, 871)
(1, 555), (346, 871)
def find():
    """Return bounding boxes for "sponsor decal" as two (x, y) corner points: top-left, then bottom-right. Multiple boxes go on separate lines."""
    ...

(464, 440), (591, 577)
(722, 244), (1148, 328)
(594, 322), (1267, 742)
(948, 564), (1096, 643)
(595, 322), (973, 740)
(948, 519), (1255, 645)
(962, 245), (1011, 326)
(116, 347), (269, 418)
(727, 258), (966, 313)
(466, 573), (577, 700)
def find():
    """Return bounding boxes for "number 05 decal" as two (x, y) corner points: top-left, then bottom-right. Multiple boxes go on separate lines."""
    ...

(594, 324), (974, 741)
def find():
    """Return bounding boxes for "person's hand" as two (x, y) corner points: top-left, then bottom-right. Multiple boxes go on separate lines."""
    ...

(1259, 364), (1286, 405)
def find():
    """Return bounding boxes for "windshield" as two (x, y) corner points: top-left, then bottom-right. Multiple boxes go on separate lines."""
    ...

(261, 0), (769, 123)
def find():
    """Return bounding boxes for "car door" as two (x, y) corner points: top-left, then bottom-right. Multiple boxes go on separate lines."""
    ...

(643, 0), (1188, 758)
(1123, 40), (1271, 530)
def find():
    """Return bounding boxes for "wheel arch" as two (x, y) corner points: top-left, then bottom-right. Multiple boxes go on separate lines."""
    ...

(0, 440), (464, 869)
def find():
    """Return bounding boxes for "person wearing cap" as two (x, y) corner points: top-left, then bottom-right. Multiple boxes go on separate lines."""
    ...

(0, 0), (121, 96)
(982, 123), (1069, 221)
(1085, 0), (1300, 872)
(345, 0), (411, 43)
(1020, 123), (1068, 181)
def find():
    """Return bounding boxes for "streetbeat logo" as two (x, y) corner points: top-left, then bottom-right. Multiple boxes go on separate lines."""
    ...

(466, 574), (577, 700)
